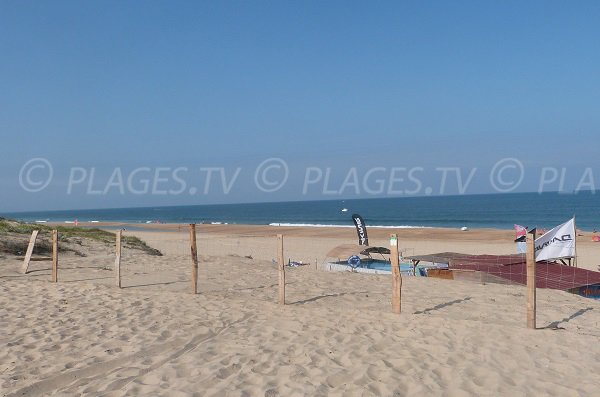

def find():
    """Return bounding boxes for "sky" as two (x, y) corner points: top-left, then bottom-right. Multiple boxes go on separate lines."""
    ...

(1, 1), (600, 212)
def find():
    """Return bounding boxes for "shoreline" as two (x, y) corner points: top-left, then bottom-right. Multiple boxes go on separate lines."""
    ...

(39, 220), (598, 239)
(44, 221), (515, 238)
(26, 219), (513, 230)
(20, 219), (600, 232)
(40, 220), (516, 232)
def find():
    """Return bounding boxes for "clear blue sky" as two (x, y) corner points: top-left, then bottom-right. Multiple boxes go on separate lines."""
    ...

(1, 1), (599, 212)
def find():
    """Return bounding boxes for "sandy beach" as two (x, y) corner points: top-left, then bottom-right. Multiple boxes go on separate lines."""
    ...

(5, 1), (600, 395)
(1, 224), (600, 396)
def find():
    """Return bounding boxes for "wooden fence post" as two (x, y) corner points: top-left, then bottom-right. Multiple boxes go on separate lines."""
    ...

(278, 234), (285, 305)
(526, 228), (537, 329)
(390, 234), (402, 314)
(190, 224), (198, 294)
(115, 229), (122, 288)
(21, 230), (39, 274)
(52, 230), (58, 283)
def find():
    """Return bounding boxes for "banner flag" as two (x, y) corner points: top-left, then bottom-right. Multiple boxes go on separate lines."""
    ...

(535, 218), (576, 261)
(351, 214), (369, 246)
(514, 224), (527, 242)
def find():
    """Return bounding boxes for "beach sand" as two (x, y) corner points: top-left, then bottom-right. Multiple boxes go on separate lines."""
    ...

(1, 225), (599, 396)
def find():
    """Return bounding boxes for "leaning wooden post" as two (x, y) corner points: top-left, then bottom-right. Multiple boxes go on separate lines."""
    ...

(526, 228), (537, 329)
(21, 230), (39, 274)
(52, 230), (58, 283)
(277, 234), (285, 305)
(390, 234), (402, 314)
(115, 229), (122, 288)
(190, 224), (199, 294)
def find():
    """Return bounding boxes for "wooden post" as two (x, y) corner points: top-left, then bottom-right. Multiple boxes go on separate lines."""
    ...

(390, 234), (402, 314)
(21, 230), (39, 274)
(52, 230), (58, 283)
(526, 228), (536, 329)
(277, 234), (285, 305)
(190, 224), (198, 294)
(115, 229), (122, 288)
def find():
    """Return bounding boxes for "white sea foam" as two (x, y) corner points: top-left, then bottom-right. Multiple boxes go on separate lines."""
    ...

(269, 223), (431, 229)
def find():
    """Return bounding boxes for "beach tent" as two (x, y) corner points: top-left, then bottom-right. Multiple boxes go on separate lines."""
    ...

(325, 244), (391, 259)
(361, 246), (391, 255)
(360, 246), (391, 260)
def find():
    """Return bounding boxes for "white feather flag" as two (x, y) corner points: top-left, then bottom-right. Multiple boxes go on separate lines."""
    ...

(534, 218), (576, 262)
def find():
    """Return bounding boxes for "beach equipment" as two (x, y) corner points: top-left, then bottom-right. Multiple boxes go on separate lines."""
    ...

(361, 246), (391, 255)
(405, 251), (600, 298)
(325, 244), (391, 260)
(360, 246), (391, 257)
(515, 226), (527, 253)
(347, 255), (361, 268)
(514, 224), (527, 241)
(324, 244), (418, 275)
(360, 246), (391, 261)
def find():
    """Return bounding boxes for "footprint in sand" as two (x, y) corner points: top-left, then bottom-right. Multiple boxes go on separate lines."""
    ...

(157, 330), (172, 341)
(216, 363), (241, 379)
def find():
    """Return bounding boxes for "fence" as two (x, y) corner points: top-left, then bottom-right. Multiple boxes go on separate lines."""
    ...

(13, 225), (600, 328)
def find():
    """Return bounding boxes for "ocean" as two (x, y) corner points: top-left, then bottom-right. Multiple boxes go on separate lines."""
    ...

(2, 192), (599, 230)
